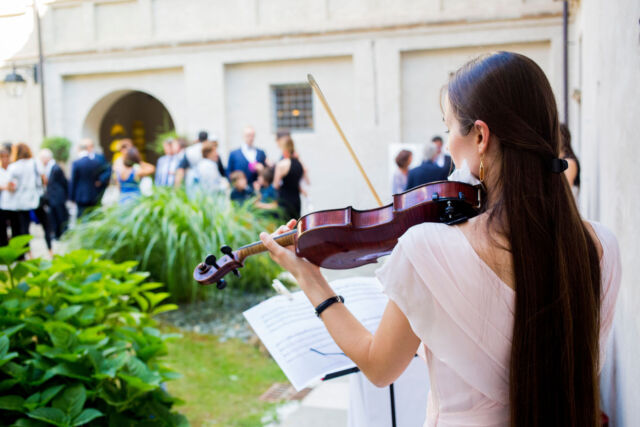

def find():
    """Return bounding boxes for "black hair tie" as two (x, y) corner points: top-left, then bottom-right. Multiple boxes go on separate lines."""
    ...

(550, 158), (569, 174)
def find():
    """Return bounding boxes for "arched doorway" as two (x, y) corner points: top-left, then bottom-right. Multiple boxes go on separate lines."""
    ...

(83, 90), (175, 165)
(99, 91), (174, 164)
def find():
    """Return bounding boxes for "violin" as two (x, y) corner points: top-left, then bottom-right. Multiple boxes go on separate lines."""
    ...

(194, 180), (482, 289)
(194, 75), (482, 289)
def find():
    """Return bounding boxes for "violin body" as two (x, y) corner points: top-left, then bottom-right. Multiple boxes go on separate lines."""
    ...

(194, 181), (482, 288)
(296, 181), (480, 269)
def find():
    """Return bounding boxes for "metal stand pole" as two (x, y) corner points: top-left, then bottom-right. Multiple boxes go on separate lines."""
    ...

(322, 367), (398, 427)
(389, 383), (397, 427)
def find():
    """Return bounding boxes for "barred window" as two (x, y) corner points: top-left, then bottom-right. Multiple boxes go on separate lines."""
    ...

(272, 84), (313, 131)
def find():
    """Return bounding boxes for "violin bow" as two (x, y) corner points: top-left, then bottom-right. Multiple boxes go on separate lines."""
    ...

(307, 74), (383, 207)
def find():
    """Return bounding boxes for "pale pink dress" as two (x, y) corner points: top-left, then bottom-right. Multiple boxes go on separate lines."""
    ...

(375, 221), (621, 427)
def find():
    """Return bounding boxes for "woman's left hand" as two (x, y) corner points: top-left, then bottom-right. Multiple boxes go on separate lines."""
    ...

(260, 219), (319, 279)
(260, 219), (324, 290)
(260, 220), (331, 302)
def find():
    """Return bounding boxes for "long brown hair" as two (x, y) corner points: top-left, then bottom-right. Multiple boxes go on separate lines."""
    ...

(448, 52), (601, 426)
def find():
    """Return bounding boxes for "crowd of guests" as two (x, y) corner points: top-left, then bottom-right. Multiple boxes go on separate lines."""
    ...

(145, 125), (309, 219)
(393, 129), (581, 197)
(392, 135), (452, 194)
(0, 142), (69, 256)
(2, 122), (576, 254)
(0, 125), (310, 255)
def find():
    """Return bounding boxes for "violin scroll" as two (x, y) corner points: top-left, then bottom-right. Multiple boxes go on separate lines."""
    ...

(194, 247), (243, 288)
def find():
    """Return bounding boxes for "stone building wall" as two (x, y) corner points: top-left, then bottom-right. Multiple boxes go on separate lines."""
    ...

(573, 0), (640, 425)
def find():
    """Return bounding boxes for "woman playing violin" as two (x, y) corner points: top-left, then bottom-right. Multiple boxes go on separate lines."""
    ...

(259, 52), (621, 427)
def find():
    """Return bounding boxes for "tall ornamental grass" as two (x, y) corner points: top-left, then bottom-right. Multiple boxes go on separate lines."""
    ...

(65, 188), (282, 303)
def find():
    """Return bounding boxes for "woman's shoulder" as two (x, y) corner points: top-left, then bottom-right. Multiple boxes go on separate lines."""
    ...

(398, 222), (458, 253)
(584, 220), (620, 262)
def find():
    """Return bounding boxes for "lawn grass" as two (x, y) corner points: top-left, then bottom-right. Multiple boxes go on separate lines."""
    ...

(161, 326), (288, 426)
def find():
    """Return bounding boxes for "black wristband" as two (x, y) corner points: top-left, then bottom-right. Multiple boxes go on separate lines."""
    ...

(315, 295), (344, 318)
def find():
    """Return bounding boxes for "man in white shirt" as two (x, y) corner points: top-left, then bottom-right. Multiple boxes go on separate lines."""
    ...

(155, 138), (176, 187)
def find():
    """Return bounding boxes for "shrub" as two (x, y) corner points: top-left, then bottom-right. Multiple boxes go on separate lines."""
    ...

(41, 137), (72, 163)
(65, 188), (282, 303)
(0, 236), (188, 426)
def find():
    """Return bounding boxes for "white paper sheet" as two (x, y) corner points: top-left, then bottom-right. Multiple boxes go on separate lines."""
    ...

(243, 276), (388, 391)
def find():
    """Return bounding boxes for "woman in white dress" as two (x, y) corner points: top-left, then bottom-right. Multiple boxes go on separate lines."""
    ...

(260, 52), (620, 427)
(2, 143), (42, 255)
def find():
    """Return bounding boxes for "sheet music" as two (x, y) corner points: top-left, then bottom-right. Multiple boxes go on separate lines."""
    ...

(243, 276), (388, 391)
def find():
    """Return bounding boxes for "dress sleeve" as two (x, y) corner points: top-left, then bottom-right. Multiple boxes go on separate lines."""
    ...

(374, 226), (443, 344)
(596, 224), (622, 371)
(376, 233), (423, 325)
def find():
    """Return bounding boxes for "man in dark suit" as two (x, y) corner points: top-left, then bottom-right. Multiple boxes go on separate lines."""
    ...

(227, 126), (267, 186)
(432, 135), (453, 175)
(39, 149), (69, 239)
(406, 142), (448, 190)
(69, 139), (110, 217)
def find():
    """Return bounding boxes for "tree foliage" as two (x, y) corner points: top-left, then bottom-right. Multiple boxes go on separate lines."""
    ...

(41, 137), (72, 163)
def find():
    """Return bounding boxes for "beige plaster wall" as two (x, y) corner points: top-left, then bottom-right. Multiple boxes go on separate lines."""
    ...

(401, 41), (552, 144)
(574, 0), (640, 425)
(34, 0), (562, 55)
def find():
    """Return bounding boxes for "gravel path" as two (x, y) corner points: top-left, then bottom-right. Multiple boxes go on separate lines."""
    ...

(156, 291), (272, 341)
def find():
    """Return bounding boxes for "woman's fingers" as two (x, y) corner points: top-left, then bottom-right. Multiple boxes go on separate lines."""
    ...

(273, 219), (298, 236)
(260, 232), (289, 262)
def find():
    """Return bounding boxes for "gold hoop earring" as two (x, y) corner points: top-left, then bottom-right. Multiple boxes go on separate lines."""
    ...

(479, 155), (485, 182)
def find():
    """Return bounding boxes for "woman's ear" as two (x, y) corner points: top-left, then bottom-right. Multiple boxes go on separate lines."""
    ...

(474, 120), (491, 154)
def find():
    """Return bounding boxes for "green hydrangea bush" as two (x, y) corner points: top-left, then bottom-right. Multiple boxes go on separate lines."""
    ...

(0, 236), (188, 426)
(65, 188), (283, 303)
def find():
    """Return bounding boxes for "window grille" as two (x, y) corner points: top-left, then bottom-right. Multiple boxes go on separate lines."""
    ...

(272, 84), (313, 131)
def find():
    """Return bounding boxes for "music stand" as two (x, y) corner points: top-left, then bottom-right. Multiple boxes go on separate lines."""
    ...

(322, 367), (398, 427)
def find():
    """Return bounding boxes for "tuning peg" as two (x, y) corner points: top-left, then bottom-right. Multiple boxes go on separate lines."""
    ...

(220, 245), (233, 256)
(233, 269), (240, 277)
(216, 279), (227, 290)
(205, 254), (220, 269)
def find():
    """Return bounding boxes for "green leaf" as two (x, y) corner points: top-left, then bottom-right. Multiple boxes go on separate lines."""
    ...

(9, 234), (33, 249)
(137, 282), (163, 292)
(2, 324), (26, 338)
(45, 322), (78, 349)
(40, 384), (65, 406)
(72, 408), (103, 426)
(82, 272), (102, 284)
(151, 303), (178, 316)
(143, 292), (170, 310)
(0, 351), (19, 367)
(133, 294), (149, 312)
(12, 418), (49, 427)
(2, 361), (27, 380)
(52, 383), (86, 418)
(0, 335), (8, 355)
(0, 378), (19, 392)
(0, 246), (26, 265)
(27, 407), (70, 427)
(77, 325), (106, 343)
(54, 306), (83, 321)
(117, 373), (156, 392)
(47, 363), (92, 382)
(12, 262), (31, 282)
(0, 394), (24, 411)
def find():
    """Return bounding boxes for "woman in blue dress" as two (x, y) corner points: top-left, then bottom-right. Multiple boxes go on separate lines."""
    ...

(117, 147), (155, 204)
